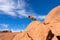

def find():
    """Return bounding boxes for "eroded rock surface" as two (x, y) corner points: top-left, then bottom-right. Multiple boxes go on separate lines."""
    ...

(45, 6), (60, 24)
(13, 21), (49, 40)
(0, 6), (60, 40)
(0, 31), (21, 40)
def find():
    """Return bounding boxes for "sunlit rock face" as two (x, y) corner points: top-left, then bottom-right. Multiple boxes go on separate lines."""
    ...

(13, 21), (49, 40)
(1, 6), (60, 40)
(25, 21), (49, 40)
(45, 6), (60, 24)
(13, 6), (60, 40)
(0, 31), (20, 40)
(45, 6), (60, 40)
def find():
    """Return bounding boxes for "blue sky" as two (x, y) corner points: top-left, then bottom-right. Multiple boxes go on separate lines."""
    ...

(0, 0), (60, 32)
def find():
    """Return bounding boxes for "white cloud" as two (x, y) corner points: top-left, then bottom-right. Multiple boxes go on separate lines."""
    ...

(1, 28), (9, 30)
(17, 10), (28, 17)
(0, 0), (29, 17)
(10, 29), (24, 32)
(0, 0), (46, 20)
(0, 24), (9, 28)
(38, 15), (46, 20)
(16, 0), (26, 9)
(0, 0), (16, 16)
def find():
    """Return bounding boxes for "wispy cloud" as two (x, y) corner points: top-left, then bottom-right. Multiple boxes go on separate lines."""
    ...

(0, 24), (9, 28)
(0, 0), (30, 17)
(17, 10), (28, 17)
(0, 0), (16, 16)
(38, 15), (46, 20)
(10, 29), (23, 32)
(0, 0), (46, 20)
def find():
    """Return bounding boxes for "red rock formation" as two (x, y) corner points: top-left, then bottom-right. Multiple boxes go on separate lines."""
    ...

(0, 6), (60, 40)
(45, 6), (60, 24)
(13, 21), (49, 40)
(45, 6), (60, 40)
(0, 31), (21, 40)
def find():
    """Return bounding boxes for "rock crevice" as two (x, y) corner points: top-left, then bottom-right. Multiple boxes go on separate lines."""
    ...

(27, 33), (33, 40)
